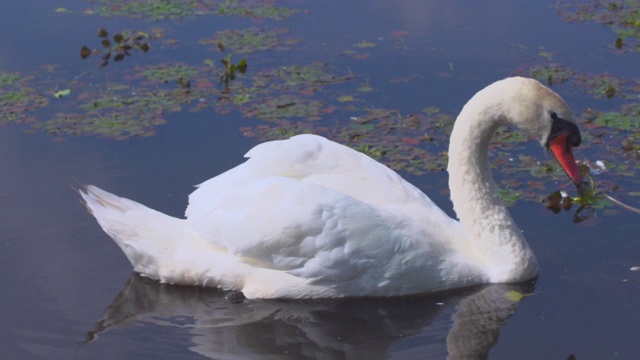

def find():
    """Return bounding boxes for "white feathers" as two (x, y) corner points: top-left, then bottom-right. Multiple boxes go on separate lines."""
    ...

(81, 77), (576, 298)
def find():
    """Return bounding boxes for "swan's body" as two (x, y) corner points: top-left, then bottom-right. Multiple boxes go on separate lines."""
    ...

(81, 77), (582, 299)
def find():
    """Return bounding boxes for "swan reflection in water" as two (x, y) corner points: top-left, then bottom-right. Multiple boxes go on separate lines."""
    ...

(85, 274), (535, 359)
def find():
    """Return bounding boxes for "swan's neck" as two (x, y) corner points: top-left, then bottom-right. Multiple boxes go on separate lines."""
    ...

(447, 97), (538, 282)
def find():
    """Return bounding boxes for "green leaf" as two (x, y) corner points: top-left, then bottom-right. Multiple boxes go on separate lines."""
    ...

(52, 89), (71, 98)
(337, 95), (356, 103)
(176, 77), (191, 89)
(357, 81), (374, 92)
(236, 59), (247, 73)
(615, 37), (623, 49)
(504, 290), (526, 302)
(355, 40), (376, 48)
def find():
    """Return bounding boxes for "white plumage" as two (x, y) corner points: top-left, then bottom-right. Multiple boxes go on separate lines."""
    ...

(81, 77), (581, 298)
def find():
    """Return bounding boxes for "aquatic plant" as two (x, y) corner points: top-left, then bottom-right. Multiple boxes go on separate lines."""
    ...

(542, 163), (621, 222)
(86, 0), (211, 20)
(251, 62), (354, 95)
(215, 0), (299, 20)
(0, 72), (49, 125)
(81, 28), (150, 67)
(3, 0), (640, 219)
(216, 42), (248, 86)
(82, 0), (300, 21)
(242, 95), (324, 121)
(527, 63), (575, 86)
(557, 0), (640, 52)
(38, 110), (165, 140)
(135, 63), (200, 84)
(199, 27), (302, 54)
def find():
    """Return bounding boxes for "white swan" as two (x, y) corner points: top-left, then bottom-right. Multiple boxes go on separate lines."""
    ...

(80, 77), (582, 299)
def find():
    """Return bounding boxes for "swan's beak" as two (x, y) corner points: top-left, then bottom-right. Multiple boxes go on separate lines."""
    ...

(548, 133), (581, 187)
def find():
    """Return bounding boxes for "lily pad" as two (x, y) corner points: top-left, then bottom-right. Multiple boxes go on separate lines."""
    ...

(84, 0), (300, 21)
(216, 0), (300, 20)
(38, 111), (165, 140)
(52, 89), (71, 98)
(0, 72), (49, 125)
(242, 95), (325, 121)
(199, 27), (302, 54)
(135, 63), (201, 84)
(557, 0), (640, 52)
(86, 0), (211, 20)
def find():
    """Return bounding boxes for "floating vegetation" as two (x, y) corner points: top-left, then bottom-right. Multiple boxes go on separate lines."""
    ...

(242, 95), (325, 121)
(582, 103), (640, 151)
(354, 40), (377, 49)
(241, 108), (454, 176)
(526, 63), (575, 86)
(2, 0), (638, 217)
(357, 79), (374, 92)
(85, 0), (211, 20)
(215, 0), (299, 20)
(338, 41), (376, 60)
(252, 62), (354, 95)
(240, 119), (324, 139)
(135, 63), (200, 84)
(38, 110), (165, 140)
(81, 28), (151, 67)
(543, 163), (617, 223)
(82, 0), (300, 21)
(574, 72), (631, 99)
(34, 82), (191, 140)
(52, 89), (72, 98)
(557, 0), (640, 52)
(591, 109), (639, 132)
(0, 72), (49, 125)
(524, 64), (635, 100)
(14, 59), (353, 142)
(199, 27), (302, 54)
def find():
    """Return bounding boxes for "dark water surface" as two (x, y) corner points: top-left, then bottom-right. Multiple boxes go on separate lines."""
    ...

(1, 1), (639, 359)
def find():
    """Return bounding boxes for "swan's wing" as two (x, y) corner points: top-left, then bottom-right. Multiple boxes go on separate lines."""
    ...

(184, 135), (475, 293)
(185, 176), (468, 293)
(186, 134), (449, 225)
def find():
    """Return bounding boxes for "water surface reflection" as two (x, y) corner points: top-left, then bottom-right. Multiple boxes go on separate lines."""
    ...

(86, 274), (535, 359)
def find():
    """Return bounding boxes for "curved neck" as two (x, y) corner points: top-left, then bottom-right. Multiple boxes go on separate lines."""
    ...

(447, 96), (537, 282)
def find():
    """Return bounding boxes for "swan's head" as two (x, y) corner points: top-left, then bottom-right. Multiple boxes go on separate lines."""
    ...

(479, 77), (583, 186)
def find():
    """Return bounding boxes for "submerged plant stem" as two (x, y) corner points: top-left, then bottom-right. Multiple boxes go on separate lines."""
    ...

(604, 194), (640, 215)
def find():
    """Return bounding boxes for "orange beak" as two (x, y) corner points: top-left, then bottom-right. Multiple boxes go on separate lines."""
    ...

(548, 133), (581, 186)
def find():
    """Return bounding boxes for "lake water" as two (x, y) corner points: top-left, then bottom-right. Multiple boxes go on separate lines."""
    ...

(1, 1), (639, 359)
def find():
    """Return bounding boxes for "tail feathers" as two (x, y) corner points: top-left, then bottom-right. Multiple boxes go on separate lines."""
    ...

(79, 185), (314, 296)
(80, 185), (190, 278)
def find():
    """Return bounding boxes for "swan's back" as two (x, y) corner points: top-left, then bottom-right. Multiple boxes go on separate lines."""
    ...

(187, 134), (450, 226)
